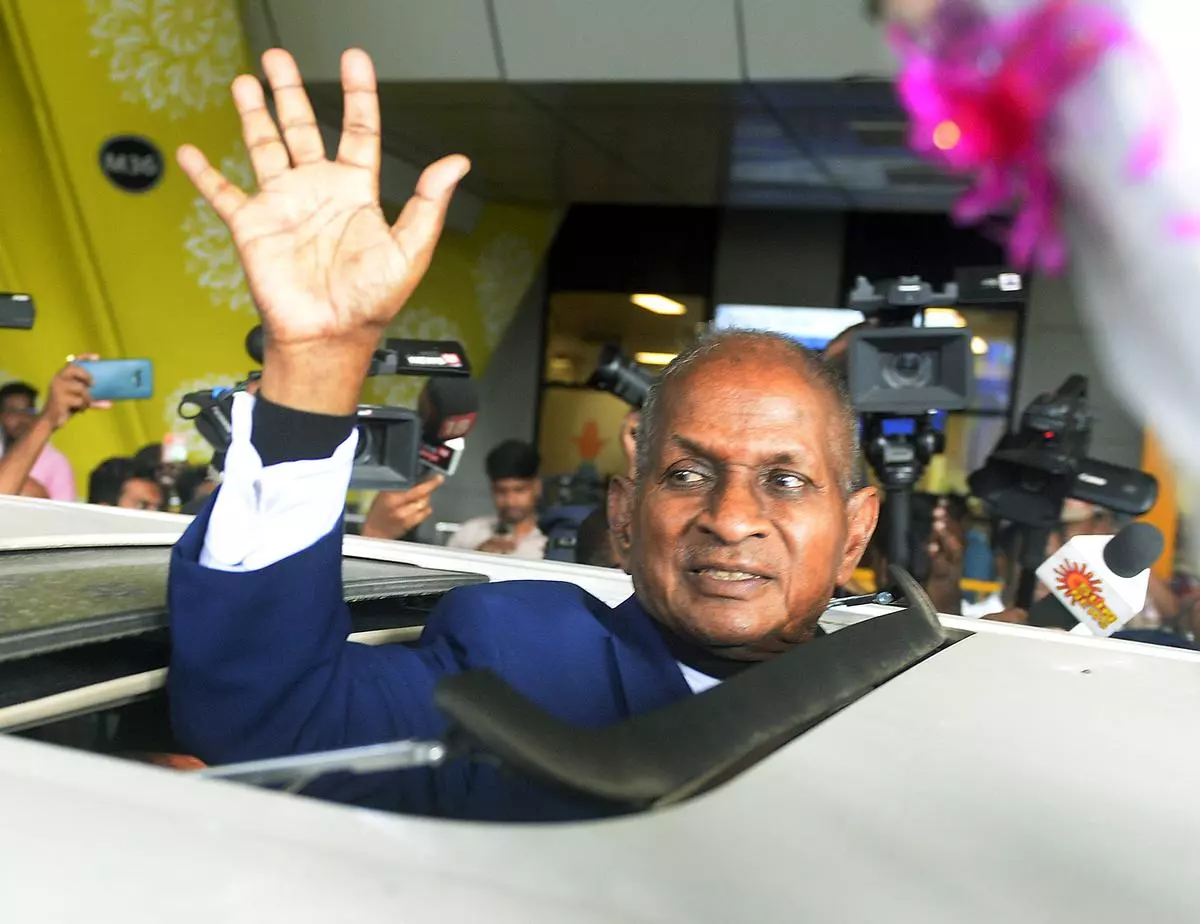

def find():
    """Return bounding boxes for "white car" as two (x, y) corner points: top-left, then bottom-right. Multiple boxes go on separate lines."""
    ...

(2, 495), (1198, 923)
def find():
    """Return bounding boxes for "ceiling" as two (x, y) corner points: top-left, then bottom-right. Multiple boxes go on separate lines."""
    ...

(306, 79), (965, 212)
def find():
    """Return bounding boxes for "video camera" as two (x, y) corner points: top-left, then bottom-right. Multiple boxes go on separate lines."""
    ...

(845, 276), (975, 573)
(969, 374), (1158, 608)
(180, 326), (478, 491)
(970, 375), (1157, 530)
(589, 344), (656, 409)
(845, 276), (974, 416)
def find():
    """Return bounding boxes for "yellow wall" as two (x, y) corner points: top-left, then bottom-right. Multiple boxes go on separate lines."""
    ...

(538, 387), (631, 479)
(1140, 429), (1179, 579)
(0, 0), (557, 493)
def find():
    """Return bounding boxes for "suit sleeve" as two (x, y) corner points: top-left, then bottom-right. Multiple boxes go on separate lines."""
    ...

(167, 393), (488, 814)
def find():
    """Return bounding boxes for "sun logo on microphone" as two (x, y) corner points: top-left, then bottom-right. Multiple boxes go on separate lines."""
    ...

(1055, 561), (1100, 599)
(1054, 560), (1118, 629)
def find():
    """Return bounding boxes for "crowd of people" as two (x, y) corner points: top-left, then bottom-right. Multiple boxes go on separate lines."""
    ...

(0, 33), (1191, 823)
(4, 343), (1194, 646)
(0, 361), (217, 512)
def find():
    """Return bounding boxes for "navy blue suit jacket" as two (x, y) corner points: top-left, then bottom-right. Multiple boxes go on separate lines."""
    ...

(168, 503), (693, 820)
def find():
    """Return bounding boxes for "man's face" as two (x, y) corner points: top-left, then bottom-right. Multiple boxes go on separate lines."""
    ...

(491, 477), (539, 525)
(613, 349), (878, 659)
(118, 478), (164, 511)
(0, 394), (35, 442)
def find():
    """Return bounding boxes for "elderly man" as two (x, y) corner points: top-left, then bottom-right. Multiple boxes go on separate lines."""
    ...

(167, 48), (878, 820)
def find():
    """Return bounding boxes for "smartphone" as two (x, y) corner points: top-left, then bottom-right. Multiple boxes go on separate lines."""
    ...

(0, 293), (35, 330)
(74, 358), (154, 401)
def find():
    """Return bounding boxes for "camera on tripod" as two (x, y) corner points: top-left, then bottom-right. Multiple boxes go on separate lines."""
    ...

(847, 276), (975, 573)
(846, 276), (974, 416)
(180, 326), (473, 491)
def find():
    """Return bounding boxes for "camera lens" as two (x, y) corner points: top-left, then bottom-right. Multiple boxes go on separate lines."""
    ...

(881, 351), (933, 390)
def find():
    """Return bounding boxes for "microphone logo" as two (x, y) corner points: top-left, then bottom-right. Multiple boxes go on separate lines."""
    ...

(1053, 561), (1119, 630)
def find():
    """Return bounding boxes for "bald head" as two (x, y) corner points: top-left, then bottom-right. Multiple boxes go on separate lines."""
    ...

(636, 330), (859, 496)
(609, 328), (879, 660)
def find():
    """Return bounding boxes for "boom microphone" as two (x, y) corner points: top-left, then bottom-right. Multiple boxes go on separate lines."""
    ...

(1028, 522), (1164, 635)
(417, 378), (479, 477)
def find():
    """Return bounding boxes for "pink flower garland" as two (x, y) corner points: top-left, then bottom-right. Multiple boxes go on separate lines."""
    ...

(890, 0), (1161, 272)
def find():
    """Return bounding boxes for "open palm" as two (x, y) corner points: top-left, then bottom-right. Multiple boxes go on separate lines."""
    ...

(178, 48), (468, 351)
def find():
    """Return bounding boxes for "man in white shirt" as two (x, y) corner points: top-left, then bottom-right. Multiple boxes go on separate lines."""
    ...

(447, 439), (546, 559)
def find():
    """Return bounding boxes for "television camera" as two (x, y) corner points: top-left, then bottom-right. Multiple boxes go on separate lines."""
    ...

(589, 344), (656, 410)
(969, 374), (1158, 609)
(846, 276), (974, 572)
(180, 326), (476, 491)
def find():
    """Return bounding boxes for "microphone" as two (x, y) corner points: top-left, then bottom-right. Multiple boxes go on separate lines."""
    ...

(417, 378), (479, 478)
(246, 325), (265, 365)
(1029, 521), (1164, 635)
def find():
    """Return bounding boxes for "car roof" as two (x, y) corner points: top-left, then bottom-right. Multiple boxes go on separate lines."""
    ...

(1, 621), (1197, 922)
(4, 496), (1200, 919)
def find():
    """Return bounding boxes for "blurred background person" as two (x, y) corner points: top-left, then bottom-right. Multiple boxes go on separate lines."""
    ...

(87, 457), (165, 511)
(574, 502), (619, 568)
(0, 361), (99, 499)
(448, 439), (546, 559)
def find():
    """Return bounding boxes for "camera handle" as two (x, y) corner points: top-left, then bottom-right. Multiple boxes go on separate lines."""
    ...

(863, 415), (945, 573)
(1005, 524), (1054, 612)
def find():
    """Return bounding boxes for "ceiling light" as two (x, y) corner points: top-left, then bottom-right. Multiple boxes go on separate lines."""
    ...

(634, 351), (677, 366)
(631, 294), (687, 316)
(971, 336), (989, 356)
(923, 307), (967, 328)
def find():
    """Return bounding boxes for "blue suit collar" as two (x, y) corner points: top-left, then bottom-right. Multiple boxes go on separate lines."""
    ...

(596, 595), (691, 717)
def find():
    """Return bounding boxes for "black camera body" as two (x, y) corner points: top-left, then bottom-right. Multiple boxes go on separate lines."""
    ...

(970, 375), (1158, 529)
(846, 276), (974, 416)
(350, 405), (423, 491)
(589, 344), (656, 409)
(183, 327), (471, 491)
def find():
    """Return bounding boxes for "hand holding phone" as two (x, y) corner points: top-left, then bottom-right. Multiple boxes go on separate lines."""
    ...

(42, 363), (96, 430)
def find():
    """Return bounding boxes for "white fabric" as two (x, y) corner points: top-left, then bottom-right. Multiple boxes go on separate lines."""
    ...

(447, 515), (547, 560)
(678, 662), (722, 694)
(200, 392), (358, 573)
(960, 592), (1007, 620)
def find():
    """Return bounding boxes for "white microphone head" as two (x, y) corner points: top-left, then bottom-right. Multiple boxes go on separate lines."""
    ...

(1035, 534), (1150, 637)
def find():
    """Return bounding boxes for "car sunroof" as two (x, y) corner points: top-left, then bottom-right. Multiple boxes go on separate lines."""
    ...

(0, 547), (487, 663)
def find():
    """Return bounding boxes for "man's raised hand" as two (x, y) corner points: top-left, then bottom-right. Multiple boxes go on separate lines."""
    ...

(176, 48), (469, 414)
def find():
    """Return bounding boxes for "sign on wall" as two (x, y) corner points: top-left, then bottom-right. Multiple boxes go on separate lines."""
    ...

(98, 135), (165, 193)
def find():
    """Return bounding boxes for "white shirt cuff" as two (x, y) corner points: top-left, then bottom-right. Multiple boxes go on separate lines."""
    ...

(199, 392), (358, 572)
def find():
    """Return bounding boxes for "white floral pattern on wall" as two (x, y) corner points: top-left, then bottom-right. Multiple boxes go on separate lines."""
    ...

(86, 0), (242, 119)
(180, 149), (255, 315)
(474, 233), (537, 349)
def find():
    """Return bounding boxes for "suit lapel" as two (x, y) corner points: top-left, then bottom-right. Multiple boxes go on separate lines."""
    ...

(593, 595), (692, 717)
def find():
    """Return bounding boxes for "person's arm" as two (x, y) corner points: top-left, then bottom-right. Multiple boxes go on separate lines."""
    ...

(167, 47), (469, 807)
(1147, 572), (1181, 626)
(922, 501), (965, 616)
(0, 362), (94, 496)
(360, 477), (442, 541)
(0, 418), (54, 496)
